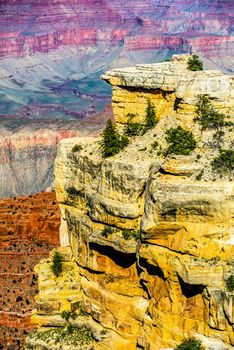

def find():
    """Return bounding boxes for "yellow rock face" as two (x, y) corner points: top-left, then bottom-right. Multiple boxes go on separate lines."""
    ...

(112, 86), (176, 125)
(102, 54), (234, 129)
(27, 55), (234, 350)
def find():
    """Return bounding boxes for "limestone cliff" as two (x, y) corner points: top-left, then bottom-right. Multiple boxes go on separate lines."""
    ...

(26, 55), (234, 350)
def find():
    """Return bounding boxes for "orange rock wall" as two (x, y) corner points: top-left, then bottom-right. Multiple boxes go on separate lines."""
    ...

(0, 192), (60, 349)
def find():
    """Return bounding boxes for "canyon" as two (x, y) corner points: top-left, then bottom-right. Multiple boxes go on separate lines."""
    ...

(26, 55), (234, 350)
(0, 0), (233, 62)
(0, 192), (60, 349)
(0, 0), (233, 120)
(0, 0), (233, 198)
(0, 105), (112, 198)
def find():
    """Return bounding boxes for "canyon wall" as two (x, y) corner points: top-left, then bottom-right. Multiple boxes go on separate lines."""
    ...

(0, 105), (112, 198)
(0, 0), (233, 62)
(0, 0), (233, 199)
(0, 192), (60, 349)
(26, 55), (234, 350)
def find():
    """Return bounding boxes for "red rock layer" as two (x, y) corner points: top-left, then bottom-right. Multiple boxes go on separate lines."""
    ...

(0, 192), (60, 349)
(0, 0), (232, 59)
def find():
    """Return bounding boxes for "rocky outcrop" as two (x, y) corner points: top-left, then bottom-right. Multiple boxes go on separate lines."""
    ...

(102, 54), (234, 127)
(0, 192), (60, 349)
(26, 55), (234, 349)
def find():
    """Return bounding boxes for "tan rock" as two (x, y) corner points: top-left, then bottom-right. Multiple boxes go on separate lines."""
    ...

(28, 55), (234, 350)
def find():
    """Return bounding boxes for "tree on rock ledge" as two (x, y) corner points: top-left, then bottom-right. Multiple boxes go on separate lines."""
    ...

(187, 54), (203, 71)
(145, 99), (157, 129)
(100, 119), (129, 158)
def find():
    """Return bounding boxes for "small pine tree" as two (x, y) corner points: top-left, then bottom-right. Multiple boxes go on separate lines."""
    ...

(166, 126), (196, 155)
(195, 95), (224, 129)
(51, 251), (63, 277)
(100, 120), (129, 158)
(187, 55), (203, 71)
(145, 99), (157, 129)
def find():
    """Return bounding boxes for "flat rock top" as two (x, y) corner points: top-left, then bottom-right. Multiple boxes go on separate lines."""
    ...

(102, 54), (234, 99)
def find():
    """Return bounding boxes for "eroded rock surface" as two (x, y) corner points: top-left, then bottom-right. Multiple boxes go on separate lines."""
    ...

(0, 192), (60, 349)
(27, 56), (234, 350)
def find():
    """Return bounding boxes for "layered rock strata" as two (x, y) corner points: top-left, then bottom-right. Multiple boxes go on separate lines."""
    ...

(0, 0), (233, 63)
(0, 192), (60, 349)
(27, 55), (234, 350)
(102, 54), (234, 128)
(0, 105), (112, 198)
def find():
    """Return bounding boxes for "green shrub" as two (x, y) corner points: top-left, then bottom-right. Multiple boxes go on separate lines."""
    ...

(61, 311), (77, 322)
(51, 251), (63, 277)
(145, 99), (158, 129)
(121, 135), (130, 148)
(151, 141), (159, 149)
(79, 307), (88, 316)
(122, 229), (141, 241)
(28, 326), (93, 346)
(195, 170), (204, 181)
(175, 337), (203, 350)
(71, 144), (82, 153)
(124, 122), (145, 136)
(100, 119), (129, 158)
(211, 149), (234, 176)
(195, 95), (225, 129)
(166, 126), (196, 155)
(226, 275), (234, 292)
(187, 55), (203, 71)
(67, 324), (75, 334)
(101, 225), (116, 238)
(61, 311), (70, 322)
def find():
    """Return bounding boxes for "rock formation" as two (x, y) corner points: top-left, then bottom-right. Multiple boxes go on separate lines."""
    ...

(0, 192), (60, 349)
(0, 105), (112, 198)
(0, 0), (233, 124)
(0, 0), (233, 63)
(26, 55), (233, 349)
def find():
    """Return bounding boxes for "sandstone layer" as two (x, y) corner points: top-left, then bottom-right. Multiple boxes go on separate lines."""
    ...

(27, 55), (234, 350)
(0, 192), (60, 349)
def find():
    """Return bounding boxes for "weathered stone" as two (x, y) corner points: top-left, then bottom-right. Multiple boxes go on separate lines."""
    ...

(28, 55), (234, 350)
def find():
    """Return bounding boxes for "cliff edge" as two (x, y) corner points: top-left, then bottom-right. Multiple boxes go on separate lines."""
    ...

(26, 55), (234, 350)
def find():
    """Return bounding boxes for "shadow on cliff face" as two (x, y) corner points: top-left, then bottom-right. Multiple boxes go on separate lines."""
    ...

(178, 275), (206, 298)
(89, 242), (136, 269)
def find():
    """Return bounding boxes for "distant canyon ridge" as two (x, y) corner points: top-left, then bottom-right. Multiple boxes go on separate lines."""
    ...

(0, 0), (233, 197)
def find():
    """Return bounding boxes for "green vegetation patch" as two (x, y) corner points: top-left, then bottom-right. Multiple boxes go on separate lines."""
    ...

(61, 310), (77, 322)
(145, 99), (158, 129)
(187, 55), (203, 71)
(51, 251), (63, 277)
(175, 337), (204, 350)
(28, 326), (93, 347)
(100, 119), (129, 158)
(166, 126), (196, 155)
(124, 122), (145, 136)
(211, 149), (234, 176)
(101, 225), (116, 238)
(72, 144), (83, 153)
(122, 229), (141, 242)
(226, 275), (234, 292)
(195, 95), (225, 129)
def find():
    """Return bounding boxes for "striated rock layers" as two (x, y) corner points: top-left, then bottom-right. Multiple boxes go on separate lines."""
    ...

(0, 105), (112, 198)
(0, 0), (233, 65)
(26, 55), (233, 349)
(0, 192), (60, 349)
